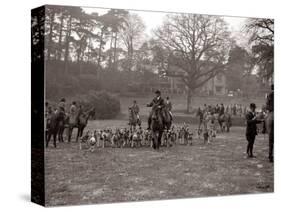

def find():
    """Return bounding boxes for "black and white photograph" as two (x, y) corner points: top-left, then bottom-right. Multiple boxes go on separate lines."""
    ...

(27, 1), (277, 208)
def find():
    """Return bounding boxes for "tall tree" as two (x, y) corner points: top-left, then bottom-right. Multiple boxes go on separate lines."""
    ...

(154, 14), (231, 112)
(225, 45), (253, 92)
(120, 13), (146, 71)
(246, 18), (274, 81)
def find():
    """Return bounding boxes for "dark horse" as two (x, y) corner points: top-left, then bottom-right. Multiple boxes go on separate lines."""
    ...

(128, 107), (141, 130)
(67, 107), (96, 142)
(162, 107), (172, 130)
(46, 110), (65, 148)
(265, 111), (274, 160)
(218, 113), (232, 132)
(151, 107), (165, 150)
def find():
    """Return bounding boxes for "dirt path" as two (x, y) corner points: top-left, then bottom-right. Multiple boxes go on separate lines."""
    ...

(45, 126), (273, 206)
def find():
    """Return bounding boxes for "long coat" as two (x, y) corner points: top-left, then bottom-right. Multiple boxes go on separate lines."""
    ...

(245, 111), (261, 136)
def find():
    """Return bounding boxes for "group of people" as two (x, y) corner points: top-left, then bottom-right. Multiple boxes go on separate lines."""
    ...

(45, 98), (84, 130)
(245, 85), (274, 162)
(45, 85), (274, 163)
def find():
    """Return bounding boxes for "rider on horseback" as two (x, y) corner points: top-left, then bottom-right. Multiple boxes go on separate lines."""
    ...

(147, 90), (165, 130)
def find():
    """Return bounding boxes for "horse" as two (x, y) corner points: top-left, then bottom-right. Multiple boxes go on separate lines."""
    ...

(46, 110), (65, 148)
(218, 113), (232, 132)
(265, 111), (274, 161)
(162, 107), (172, 130)
(67, 107), (95, 142)
(151, 107), (165, 150)
(128, 107), (141, 130)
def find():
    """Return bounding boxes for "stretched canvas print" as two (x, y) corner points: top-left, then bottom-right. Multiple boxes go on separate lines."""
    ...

(31, 4), (274, 207)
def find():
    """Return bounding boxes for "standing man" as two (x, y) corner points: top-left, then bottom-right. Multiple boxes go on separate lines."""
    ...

(196, 107), (204, 130)
(131, 100), (140, 122)
(266, 84), (274, 162)
(245, 103), (262, 158)
(165, 96), (173, 121)
(69, 101), (78, 126)
(219, 103), (225, 116)
(147, 90), (165, 130)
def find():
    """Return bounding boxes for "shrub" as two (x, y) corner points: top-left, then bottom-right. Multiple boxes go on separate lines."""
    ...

(77, 91), (121, 119)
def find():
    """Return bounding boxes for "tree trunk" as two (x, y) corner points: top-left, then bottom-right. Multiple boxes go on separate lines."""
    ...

(108, 31), (114, 70)
(47, 10), (55, 61)
(113, 32), (118, 70)
(97, 29), (104, 80)
(186, 88), (193, 113)
(64, 15), (72, 74)
(57, 11), (64, 61)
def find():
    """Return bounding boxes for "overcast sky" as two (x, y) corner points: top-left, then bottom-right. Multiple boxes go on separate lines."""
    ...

(83, 7), (249, 46)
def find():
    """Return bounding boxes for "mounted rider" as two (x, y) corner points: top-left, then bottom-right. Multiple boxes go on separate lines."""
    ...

(147, 90), (165, 130)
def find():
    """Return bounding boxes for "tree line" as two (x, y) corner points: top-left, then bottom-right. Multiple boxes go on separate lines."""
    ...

(31, 5), (274, 112)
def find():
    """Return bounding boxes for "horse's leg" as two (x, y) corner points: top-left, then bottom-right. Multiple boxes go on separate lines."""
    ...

(53, 132), (57, 148)
(58, 128), (61, 142)
(60, 126), (65, 142)
(158, 132), (163, 150)
(76, 126), (83, 142)
(68, 126), (73, 142)
(46, 130), (51, 148)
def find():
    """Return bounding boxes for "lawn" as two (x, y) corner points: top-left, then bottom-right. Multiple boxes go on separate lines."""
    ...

(45, 120), (273, 206)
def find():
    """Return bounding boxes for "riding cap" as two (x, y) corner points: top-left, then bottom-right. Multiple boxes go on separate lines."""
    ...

(155, 90), (161, 94)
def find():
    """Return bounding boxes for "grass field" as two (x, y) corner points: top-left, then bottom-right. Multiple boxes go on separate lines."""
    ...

(45, 120), (273, 206)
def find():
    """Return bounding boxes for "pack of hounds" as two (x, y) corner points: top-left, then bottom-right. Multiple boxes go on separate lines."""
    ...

(79, 123), (216, 152)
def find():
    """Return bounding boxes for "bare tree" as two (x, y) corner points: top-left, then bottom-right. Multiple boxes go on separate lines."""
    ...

(154, 14), (231, 112)
(120, 13), (146, 71)
(246, 18), (274, 81)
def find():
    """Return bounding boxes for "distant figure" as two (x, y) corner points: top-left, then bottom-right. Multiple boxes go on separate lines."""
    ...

(225, 105), (229, 114)
(196, 107), (204, 130)
(219, 103), (225, 116)
(131, 100), (140, 122)
(215, 104), (220, 114)
(203, 104), (208, 113)
(147, 90), (165, 130)
(58, 98), (66, 113)
(266, 84), (274, 162)
(245, 103), (262, 158)
(233, 104), (237, 116)
(165, 96), (173, 121)
(69, 101), (78, 126)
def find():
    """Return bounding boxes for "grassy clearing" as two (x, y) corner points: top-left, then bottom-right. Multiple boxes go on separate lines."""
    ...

(45, 121), (273, 206)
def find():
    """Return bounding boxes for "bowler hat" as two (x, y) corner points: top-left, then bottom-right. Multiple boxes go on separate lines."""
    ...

(155, 90), (161, 94)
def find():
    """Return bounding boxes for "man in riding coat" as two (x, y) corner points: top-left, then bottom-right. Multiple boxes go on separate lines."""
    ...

(131, 100), (140, 121)
(147, 90), (165, 130)
(245, 103), (262, 158)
